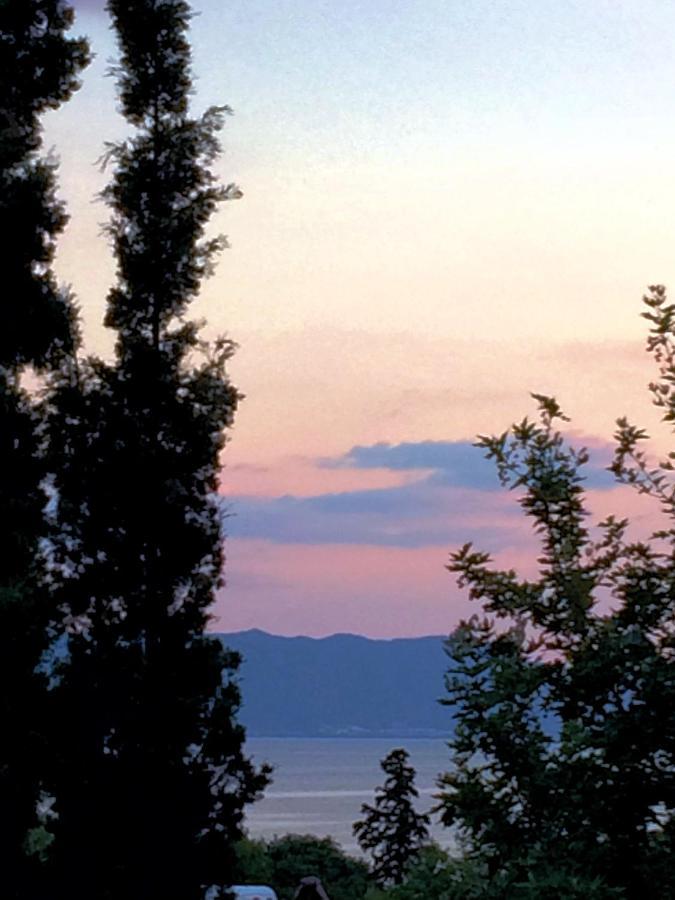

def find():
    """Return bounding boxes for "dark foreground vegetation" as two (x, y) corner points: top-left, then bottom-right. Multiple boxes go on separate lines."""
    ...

(1, 2), (267, 898)
(1, 1), (673, 898)
(233, 833), (479, 900)
(435, 288), (675, 898)
(236, 830), (628, 900)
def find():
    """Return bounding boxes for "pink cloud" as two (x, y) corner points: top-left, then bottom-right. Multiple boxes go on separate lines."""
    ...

(221, 456), (423, 498)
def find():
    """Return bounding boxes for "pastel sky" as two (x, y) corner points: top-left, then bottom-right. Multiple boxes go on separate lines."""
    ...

(45, 0), (675, 636)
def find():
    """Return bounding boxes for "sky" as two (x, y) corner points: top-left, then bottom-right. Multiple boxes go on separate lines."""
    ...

(44, 0), (675, 637)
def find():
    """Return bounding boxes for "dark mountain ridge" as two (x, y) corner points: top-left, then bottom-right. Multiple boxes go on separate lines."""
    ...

(218, 629), (452, 738)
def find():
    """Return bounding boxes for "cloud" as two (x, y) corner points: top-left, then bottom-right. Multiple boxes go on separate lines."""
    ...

(326, 440), (500, 490)
(225, 481), (524, 549)
(224, 437), (620, 548)
(325, 438), (616, 491)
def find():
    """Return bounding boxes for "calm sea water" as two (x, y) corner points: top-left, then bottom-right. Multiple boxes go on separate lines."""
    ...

(244, 738), (454, 855)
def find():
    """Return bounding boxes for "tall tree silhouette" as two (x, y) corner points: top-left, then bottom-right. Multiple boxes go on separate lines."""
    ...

(46, 2), (268, 897)
(354, 748), (430, 886)
(0, 2), (88, 895)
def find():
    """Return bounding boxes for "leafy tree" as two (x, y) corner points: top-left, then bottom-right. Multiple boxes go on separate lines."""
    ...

(43, 1), (269, 897)
(0, 2), (88, 894)
(384, 844), (488, 900)
(376, 845), (621, 900)
(234, 834), (370, 900)
(438, 286), (675, 898)
(263, 834), (371, 900)
(354, 748), (431, 886)
(233, 837), (276, 886)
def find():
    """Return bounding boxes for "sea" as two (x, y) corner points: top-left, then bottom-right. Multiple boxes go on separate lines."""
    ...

(244, 738), (454, 856)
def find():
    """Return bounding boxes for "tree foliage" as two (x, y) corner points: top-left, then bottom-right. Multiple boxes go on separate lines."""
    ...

(0, 2), (88, 895)
(39, 2), (268, 897)
(438, 286), (675, 898)
(354, 748), (431, 886)
(235, 834), (371, 900)
(381, 843), (490, 900)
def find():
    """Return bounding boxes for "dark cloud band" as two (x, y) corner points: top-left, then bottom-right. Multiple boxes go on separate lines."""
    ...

(226, 438), (618, 547)
(324, 439), (614, 491)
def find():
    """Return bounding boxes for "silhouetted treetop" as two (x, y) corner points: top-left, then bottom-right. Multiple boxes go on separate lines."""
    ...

(107, 0), (193, 125)
(354, 748), (430, 886)
(0, 0), (89, 369)
(43, 3), (267, 897)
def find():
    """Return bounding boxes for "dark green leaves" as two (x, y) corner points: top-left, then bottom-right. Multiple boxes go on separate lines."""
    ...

(439, 292), (675, 896)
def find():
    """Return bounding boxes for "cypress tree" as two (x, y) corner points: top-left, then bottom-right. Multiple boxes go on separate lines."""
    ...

(0, 2), (88, 894)
(46, 2), (268, 897)
(353, 748), (431, 886)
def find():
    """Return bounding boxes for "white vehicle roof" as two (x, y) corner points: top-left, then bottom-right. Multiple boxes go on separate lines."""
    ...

(229, 887), (278, 900)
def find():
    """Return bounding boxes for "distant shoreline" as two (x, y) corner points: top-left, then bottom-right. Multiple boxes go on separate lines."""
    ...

(221, 630), (453, 737)
(246, 733), (450, 740)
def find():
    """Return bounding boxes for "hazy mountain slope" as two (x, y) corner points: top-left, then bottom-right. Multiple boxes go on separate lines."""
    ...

(218, 630), (452, 738)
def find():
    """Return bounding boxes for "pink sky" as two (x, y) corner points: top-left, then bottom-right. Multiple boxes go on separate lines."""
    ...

(45, 1), (675, 636)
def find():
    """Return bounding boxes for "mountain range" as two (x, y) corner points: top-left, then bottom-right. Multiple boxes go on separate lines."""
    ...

(218, 629), (453, 738)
